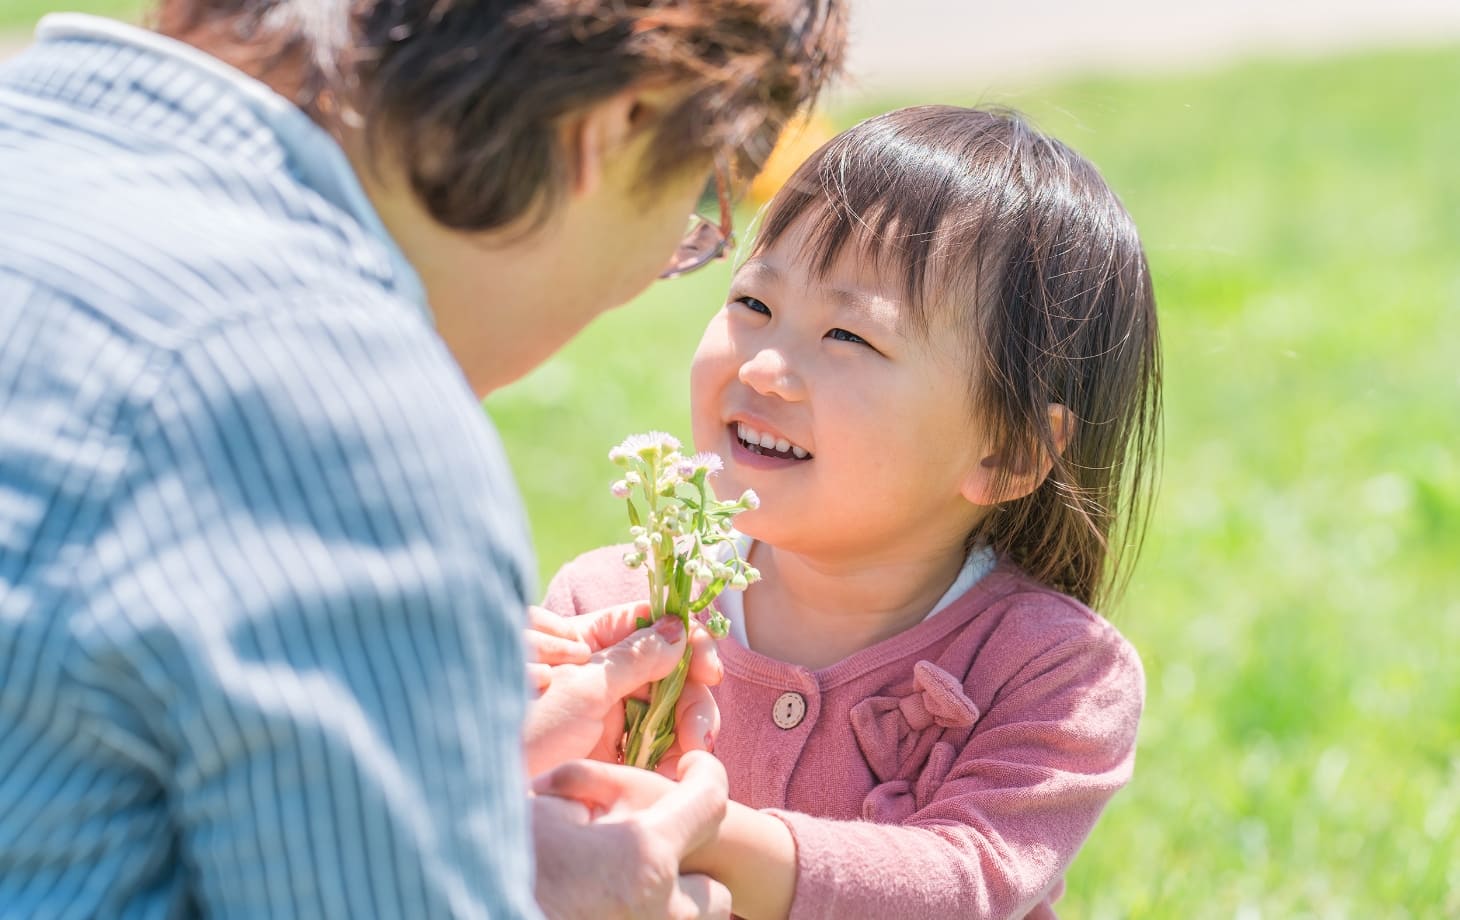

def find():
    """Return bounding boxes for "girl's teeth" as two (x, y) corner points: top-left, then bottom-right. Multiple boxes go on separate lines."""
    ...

(734, 422), (809, 459)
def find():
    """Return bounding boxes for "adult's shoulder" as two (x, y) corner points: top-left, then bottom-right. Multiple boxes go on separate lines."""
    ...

(0, 119), (414, 353)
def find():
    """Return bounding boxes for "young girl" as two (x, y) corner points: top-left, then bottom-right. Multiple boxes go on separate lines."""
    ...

(541, 105), (1160, 919)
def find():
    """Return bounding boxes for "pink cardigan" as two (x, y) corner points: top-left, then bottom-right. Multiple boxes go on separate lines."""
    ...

(544, 546), (1144, 919)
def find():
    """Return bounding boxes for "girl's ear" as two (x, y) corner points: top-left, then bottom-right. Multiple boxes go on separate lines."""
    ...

(561, 83), (678, 199)
(960, 404), (1075, 505)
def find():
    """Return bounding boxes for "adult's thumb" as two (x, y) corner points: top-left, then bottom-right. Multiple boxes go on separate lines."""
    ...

(594, 616), (688, 703)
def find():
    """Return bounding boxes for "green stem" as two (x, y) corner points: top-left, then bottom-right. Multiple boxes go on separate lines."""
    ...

(629, 641), (692, 770)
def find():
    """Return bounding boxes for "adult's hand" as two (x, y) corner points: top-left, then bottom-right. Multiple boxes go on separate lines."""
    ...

(532, 751), (732, 920)
(523, 603), (723, 777)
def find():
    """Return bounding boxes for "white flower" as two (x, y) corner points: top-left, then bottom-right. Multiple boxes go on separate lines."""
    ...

(739, 489), (761, 510)
(611, 431), (682, 463)
(685, 452), (724, 476)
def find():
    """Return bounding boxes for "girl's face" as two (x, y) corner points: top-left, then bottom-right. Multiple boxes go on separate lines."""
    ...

(690, 217), (992, 561)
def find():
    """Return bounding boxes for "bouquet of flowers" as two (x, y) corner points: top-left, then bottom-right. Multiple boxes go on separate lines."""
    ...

(609, 432), (760, 770)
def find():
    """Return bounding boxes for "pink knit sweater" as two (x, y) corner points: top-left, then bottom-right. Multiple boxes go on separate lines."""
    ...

(543, 546), (1144, 920)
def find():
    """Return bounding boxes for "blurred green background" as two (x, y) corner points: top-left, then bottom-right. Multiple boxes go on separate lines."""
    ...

(493, 47), (1460, 917)
(5, 3), (1458, 915)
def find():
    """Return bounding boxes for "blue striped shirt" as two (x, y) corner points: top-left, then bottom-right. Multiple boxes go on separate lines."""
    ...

(0, 15), (540, 919)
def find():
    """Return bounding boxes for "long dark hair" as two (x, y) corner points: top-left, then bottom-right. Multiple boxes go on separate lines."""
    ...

(755, 106), (1162, 608)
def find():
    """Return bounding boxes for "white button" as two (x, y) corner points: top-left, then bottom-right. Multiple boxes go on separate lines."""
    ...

(773, 691), (807, 729)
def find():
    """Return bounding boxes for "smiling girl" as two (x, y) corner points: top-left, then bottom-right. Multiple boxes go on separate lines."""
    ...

(540, 105), (1161, 919)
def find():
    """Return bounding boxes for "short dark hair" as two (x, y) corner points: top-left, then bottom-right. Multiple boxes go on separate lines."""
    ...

(161, 0), (847, 232)
(755, 106), (1162, 608)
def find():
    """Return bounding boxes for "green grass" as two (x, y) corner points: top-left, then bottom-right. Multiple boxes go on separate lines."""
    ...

(489, 45), (1460, 915)
(0, 0), (144, 33)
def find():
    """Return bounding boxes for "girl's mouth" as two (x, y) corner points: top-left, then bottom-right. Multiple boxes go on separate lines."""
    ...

(731, 422), (812, 462)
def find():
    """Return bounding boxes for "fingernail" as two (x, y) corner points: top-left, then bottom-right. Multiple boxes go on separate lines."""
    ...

(653, 617), (684, 642)
(703, 732), (715, 753)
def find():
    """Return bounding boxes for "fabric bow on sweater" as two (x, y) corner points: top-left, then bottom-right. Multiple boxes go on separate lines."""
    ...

(850, 660), (981, 821)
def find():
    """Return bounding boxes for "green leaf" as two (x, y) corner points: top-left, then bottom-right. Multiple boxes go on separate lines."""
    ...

(688, 579), (726, 612)
(645, 729), (677, 771)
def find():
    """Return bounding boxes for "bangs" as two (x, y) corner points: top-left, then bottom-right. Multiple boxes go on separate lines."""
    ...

(749, 106), (1016, 335)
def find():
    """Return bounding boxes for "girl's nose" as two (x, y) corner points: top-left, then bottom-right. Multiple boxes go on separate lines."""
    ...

(738, 347), (803, 400)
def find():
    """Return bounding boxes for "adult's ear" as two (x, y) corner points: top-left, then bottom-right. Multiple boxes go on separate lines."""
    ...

(560, 83), (679, 199)
(960, 404), (1075, 505)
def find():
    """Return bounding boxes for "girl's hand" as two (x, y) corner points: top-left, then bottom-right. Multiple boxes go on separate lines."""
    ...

(524, 603), (723, 777)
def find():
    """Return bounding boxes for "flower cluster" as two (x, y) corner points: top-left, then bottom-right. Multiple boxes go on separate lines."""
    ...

(608, 431), (760, 770)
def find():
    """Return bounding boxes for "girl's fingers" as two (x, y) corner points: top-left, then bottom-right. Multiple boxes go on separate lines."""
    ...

(575, 601), (656, 651)
(673, 680), (719, 758)
(686, 624), (723, 687)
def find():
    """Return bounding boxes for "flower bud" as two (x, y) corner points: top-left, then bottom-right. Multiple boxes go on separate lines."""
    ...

(610, 480), (631, 499)
(705, 611), (731, 640)
(739, 489), (761, 510)
(729, 573), (749, 590)
(622, 551), (645, 569)
(633, 535), (651, 553)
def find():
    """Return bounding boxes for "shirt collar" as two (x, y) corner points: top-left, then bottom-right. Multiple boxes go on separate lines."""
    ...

(33, 13), (430, 318)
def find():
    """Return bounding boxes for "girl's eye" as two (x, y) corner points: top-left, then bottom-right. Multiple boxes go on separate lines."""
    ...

(734, 296), (772, 317)
(826, 327), (870, 347)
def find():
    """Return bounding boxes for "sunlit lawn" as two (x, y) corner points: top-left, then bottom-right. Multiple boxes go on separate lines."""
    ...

(490, 46), (1460, 916)
(0, 0), (143, 32)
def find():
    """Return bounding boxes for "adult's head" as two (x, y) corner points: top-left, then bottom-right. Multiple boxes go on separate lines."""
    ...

(158, 0), (848, 393)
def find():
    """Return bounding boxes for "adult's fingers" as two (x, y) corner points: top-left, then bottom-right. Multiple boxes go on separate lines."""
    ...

(532, 758), (672, 817)
(592, 616), (690, 705)
(524, 629), (592, 666)
(526, 662), (552, 694)
(643, 750), (729, 858)
(669, 874), (733, 920)
(527, 605), (582, 639)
